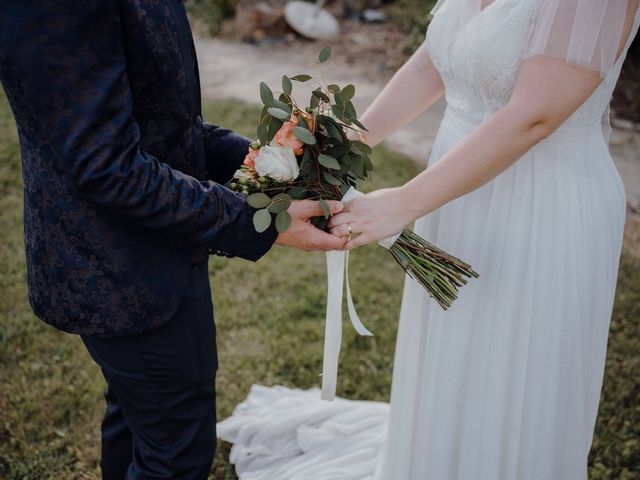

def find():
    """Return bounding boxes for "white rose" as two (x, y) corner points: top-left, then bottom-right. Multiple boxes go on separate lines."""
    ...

(254, 145), (300, 182)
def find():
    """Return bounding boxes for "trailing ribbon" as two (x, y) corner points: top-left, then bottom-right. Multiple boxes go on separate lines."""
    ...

(320, 188), (402, 401)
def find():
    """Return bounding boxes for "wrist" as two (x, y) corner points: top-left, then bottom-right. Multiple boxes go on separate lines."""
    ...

(397, 183), (425, 222)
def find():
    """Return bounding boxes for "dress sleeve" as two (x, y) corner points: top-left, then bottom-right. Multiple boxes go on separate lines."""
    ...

(523, 0), (639, 76)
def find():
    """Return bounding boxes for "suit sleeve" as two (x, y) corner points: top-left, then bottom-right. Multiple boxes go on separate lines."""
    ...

(0, 1), (276, 261)
(202, 122), (252, 185)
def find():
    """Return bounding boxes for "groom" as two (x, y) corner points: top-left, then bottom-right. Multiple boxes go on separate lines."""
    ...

(0, 1), (344, 478)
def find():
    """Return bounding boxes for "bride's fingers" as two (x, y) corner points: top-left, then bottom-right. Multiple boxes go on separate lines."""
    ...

(329, 223), (357, 237)
(328, 212), (356, 229)
(345, 233), (371, 250)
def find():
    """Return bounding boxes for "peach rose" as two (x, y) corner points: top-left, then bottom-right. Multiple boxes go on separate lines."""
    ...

(273, 117), (304, 156)
(243, 146), (260, 169)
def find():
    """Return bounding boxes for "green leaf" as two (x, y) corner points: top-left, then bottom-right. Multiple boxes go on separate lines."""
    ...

(272, 99), (292, 114)
(293, 126), (316, 145)
(282, 75), (293, 96)
(267, 107), (290, 121)
(253, 209), (272, 233)
(351, 118), (368, 131)
(287, 186), (307, 199)
(291, 74), (312, 82)
(331, 104), (345, 120)
(273, 193), (292, 202)
(341, 84), (355, 101)
(312, 89), (331, 103)
(267, 118), (284, 143)
(318, 154), (340, 170)
(310, 94), (320, 110)
(275, 210), (292, 233)
(323, 171), (342, 186)
(317, 115), (344, 140)
(327, 84), (341, 93)
(351, 140), (372, 155)
(247, 193), (271, 209)
(319, 46), (332, 64)
(260, 82), (274, 107)
(350, 154), (364, 177)
(257, 124), (268, 146)
(345, 101), (357, 120)
(319, 199), (331, 219)
(268, 200), (289, 214)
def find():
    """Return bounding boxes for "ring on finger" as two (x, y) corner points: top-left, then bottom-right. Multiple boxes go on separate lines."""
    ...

(347, 222), (353, 241)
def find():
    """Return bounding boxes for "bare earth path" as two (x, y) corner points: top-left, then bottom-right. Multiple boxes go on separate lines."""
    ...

(195, 35), (640, 213)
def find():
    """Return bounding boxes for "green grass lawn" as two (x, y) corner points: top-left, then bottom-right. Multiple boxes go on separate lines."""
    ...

(0, 94), (638, 479)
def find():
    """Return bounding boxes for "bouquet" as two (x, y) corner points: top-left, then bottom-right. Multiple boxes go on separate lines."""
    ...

(229, 47), (478, 310)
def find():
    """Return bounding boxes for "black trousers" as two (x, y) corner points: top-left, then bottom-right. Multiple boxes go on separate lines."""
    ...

(82, 262), (218, 480)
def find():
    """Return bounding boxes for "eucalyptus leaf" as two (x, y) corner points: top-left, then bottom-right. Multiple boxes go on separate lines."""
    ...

(272, 99), (292, 114)
(291, 74), (312, 82)
(293, 126), (316, 145)
(351, 118), (368, 131)
(312, 90), (331, 103)
(319, 47), (332, 63)
(323, 171), (342, 186)
(363, 154), (374, 172)
(318, 154), (340, 170)
(331, 105), (345, 121)
(352, 140), (372, 155)
(260, 82), (274, 106)
(253, 209), (272, 233)
(257, 124), (268, 146)
(268, 200), (289, 214)
(275, 210), (292, 232)
(345, 101), (357, 120)
(319, 199), (331, 219)
(327, 84), (340, 93)
(247, 193), (271, 209)
(310, 94), (320, 110)
(288, 186), (307, 199)
(282, 75), (293, 96)
(267, 117), (284, 143)
(267, 107), (290, 121)
(341, 84), (355, 101)
(273, 193), (293, 202)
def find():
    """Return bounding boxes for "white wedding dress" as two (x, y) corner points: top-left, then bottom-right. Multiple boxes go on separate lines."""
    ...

(218, 1), (639, 479)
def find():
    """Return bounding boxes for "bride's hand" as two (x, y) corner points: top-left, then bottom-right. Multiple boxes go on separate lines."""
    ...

(328, 187), (416, 250)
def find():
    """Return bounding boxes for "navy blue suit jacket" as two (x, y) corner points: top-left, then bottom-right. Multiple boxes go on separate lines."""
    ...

(0, 0), (277, 336)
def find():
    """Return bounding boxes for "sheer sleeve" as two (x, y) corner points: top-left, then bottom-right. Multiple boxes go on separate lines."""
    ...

(524, 0), (639, 76)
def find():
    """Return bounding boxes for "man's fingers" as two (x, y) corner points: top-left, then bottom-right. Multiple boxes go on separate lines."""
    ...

(308, 227), (347, 251)
(293, 200), (344, 219)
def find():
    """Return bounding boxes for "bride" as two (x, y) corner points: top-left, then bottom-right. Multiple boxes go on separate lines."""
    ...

(219, 0), (640, 478)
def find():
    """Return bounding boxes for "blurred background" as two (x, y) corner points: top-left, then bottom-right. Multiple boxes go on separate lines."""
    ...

(1, 1), (638, 479)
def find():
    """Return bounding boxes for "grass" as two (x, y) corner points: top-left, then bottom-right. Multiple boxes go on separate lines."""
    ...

(0, 94), (638, 479)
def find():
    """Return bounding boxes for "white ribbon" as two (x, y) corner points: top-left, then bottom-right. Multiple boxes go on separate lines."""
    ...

(320, 188), (402, 401)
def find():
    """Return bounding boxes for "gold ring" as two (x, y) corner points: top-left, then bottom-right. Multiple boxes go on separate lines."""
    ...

(347, 223), (353, 241)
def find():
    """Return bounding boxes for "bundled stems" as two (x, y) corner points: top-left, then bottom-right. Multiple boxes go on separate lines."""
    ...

(389, 229), (479, 310)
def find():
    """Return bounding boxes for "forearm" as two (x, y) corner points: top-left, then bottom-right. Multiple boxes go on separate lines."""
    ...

(359, 43), (445, 147)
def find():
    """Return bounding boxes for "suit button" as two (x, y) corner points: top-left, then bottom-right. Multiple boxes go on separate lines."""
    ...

(195, 114), (203, 127)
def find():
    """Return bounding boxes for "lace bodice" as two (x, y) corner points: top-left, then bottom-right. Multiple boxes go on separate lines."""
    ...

(426, 0), (640, 137)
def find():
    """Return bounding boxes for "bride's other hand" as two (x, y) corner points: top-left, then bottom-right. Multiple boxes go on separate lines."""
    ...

(328, 187), (417, 249)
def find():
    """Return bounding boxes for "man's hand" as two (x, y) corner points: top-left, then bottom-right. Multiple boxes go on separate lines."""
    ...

(276, 200), (347, 251)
